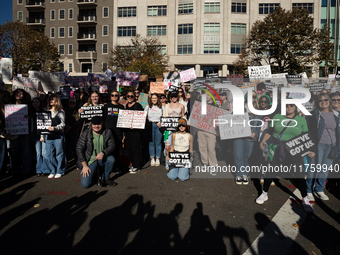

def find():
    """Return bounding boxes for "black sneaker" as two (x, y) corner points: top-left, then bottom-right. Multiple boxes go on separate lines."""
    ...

(235, 176), (242, 185)
(242, 175), (249, 185)
(103, 179), (118, 187)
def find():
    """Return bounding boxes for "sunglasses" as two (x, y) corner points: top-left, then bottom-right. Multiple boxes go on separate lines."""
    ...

(127, 95), (134, 98)
(286, 104), (295, 108)
(318, 99), (329, 103)
(178, 124), (186, 127)
(260, 100), (269, 104)
(161, 96), (166, 99)
(178, 91), (183, 93)
(332, 99), (340, 102)
(111, 94), (118, 97)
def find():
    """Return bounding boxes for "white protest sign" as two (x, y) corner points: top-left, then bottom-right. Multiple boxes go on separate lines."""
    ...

(131, 111), (147, 129)
(116, 109), (146, 129)
(271, 73), (288, 86)
(248, 65), (272, 81)
(180, 68), (196, 83)
(5, 104), (29, 135)
(0, 58), (13, 84)
(218, 113), (251, 140)
(28, 71), (64, 92)
(13, 77), (40, 99)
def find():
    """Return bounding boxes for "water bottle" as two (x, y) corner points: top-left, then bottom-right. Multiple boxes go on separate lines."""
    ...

(263, 144), (269, 161)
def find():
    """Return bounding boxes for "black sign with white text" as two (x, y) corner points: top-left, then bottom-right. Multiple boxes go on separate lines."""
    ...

(161, 117), (180, 131)
(80, 106), (103, 120)
(285, 132), (315, 162)
(169, 152), (192, 168)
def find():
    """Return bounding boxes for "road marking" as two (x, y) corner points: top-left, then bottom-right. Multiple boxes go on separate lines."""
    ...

(243, 189), (311, 255)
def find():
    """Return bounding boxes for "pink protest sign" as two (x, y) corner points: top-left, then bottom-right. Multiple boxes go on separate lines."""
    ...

(179, 68), (196, 83)
(116, 71), (139, 86)
(5, 104), (29, 135)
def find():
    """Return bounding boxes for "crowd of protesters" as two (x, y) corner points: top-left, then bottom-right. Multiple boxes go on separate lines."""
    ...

(1, 80), (340, 215)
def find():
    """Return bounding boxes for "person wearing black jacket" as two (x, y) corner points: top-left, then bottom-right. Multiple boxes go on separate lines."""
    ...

(77, 116), (117, 188)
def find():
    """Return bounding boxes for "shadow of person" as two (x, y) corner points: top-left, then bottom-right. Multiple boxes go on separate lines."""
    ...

(178, 202), (226, 255)
(1, 190), (107, 254)
(121, 203), (183, 255)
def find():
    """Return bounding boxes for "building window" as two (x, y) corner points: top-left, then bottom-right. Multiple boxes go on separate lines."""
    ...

(148, 6), (167, 16)
(18, 0), (23, 4)
(231, 23), (246, 34)
(292, 3), (313, 14)
(103, 43), (108, 54)
(68, 26), (73, 37)
(68, 63), (73, 72)
(59, 9), (65, 20)
(147, 26), (166, 36)
(59, 45), (65, 55)
(231, 2), (246, 13)
(59, 27), (65, 38)
(103, 25), (108, 36)
(51, 0), (55, 2)
(204, 23), (220, 34)
(204, 44), (220, 54)
(259, 3), (279, 14)
(103, 62), (108, 70)
(103, 7), (109, 18)
(118, 26), (136, 37)
(161, 45), (166, 55)
(118, 7), (137, 17)
(17, 11), (23, 22)
(178, 24), (193, 34)
(205, 1), (220, 13)
(231, 44), (245, 54)
(59, 0), (65, 2)
(51, 10), (55, 20)
(68, 9), (73, 19)
(68, 44), (73, 55)
(178, 3), (193, 14)
(51, 27), (55, 38)
(178, 44), (193, 54)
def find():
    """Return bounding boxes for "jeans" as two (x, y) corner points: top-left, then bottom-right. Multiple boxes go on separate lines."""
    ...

(0, 138), (5, 173)
(32, 134), (48, 174)
(149, 123), (163, 158)
(45, 134), (66, 176)
(12, 134), (32, 174)
(81, 155), (115, 189)
(306, 143), (334, 193)
(233, 138), (255, 177)
(167, 167), (189, 181)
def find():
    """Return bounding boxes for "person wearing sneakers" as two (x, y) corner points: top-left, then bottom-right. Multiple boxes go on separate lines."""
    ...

(258, 102), (315, 213)
(306, 92), (340, 201)
(44, 94), (66, 179)
(167, 118), (193, 181)
(77, 116), (117, 188)
(145, 94), (163, 167)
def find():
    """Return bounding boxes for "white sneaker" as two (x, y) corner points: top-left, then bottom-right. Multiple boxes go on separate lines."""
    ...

(316, 191), (329, 201)
(54, 174), (62, 179)
(242, 175), (249, 185)
(235, 176), (243, 185)
(256, 191), (268, 204)
(150, 158), (155, 166)
(155, 158), (160, 166)
(130, 168), (139, 174)
(307, 193), (315, 201)
(48, 174), (54, 179)
(302, 197), (314, 213)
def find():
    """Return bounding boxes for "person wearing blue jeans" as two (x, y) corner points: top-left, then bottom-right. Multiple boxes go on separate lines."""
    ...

(33, 134), (49, 175)
(77, 116), (117, 188)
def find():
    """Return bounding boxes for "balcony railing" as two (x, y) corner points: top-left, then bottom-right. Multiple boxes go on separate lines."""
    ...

(77, 15), (97, 22)
(77, 0), (97, 6)
(77, 33), (96, 40)
(25, 0), (45, 8)
(26, 17), (45, 25)
(76, 51), (97, 60)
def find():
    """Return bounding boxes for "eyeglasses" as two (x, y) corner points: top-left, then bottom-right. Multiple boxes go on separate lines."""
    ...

(111, 94), (118, 97)
(260, 101), (269, 104)
(127, 95), (134, 98)
(318, 99), (329, 103)
(332, 99), (340, 102)
(286, 104), (295, 108)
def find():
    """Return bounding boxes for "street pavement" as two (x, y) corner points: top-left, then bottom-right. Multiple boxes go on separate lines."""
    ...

(0, 162), (339, 255)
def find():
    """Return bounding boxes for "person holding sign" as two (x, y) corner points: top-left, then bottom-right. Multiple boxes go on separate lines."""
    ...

(167, 118), (193, 181)
(145, 94), (163, 166)
(306, 93), (340, 201)
(44, 94), (66, 179)
(258, 102), (315, 213)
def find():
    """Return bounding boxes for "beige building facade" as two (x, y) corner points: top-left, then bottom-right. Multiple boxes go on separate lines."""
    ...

(13, 0), (321, 77)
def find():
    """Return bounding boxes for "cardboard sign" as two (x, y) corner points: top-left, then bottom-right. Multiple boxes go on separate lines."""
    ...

(271, 73), (288, 86)
(0, 58), (13, 84)
(188, 101), (230, 134)
(307, 83), (325, 93)
(36, 111), (51, 133)
(218, 114), (251, 140)
(13, 77), (39, 99)
(248, 65), (272, 81)
(5, 104), (28, 135)
(169, 152), (192, 168)
(59, 86), (71, 100)
(226, 74), (244, 86)
(139, 93), (149, 108)
(150, 82), (165, 94)
(161, 117), (180, 131)
(116, 109), (146, 129)
(116, 71), (139, 86)
(80, 105), (103, 120)
(163, 71), (181, 82)
(180, 68), (196, 83)
(285, 132), (315, 162)
(286, 75), (302, 85)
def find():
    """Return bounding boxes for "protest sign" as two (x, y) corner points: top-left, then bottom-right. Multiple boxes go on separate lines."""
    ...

(99, 85), (108, 93)
(116, 71), (139, 86)
(285, 132), (315, 162)
(5, 104), (28, 135)
(263, 82), (276, 91)
(88, 73), (109, 85)
(164, 79), (179, 90)
(104, 68), (115, 79)
(289, 92), (307, 99)
(286, 75), (302, 85)
(161, 117), (180, 131)
(206, 73), (219, 83)
(68, 76), (89, 88)
(227, 74), (244, 86)
(169, 152), (192, 168)
(271, 73), (288, 86)
(150, 82), (165, 94)
(100, 80), (117, 91)
(91, 85), (100, 92)
(303, 102), (314, 112)
(248, 65), (272, 81)
(164, 71), (181, 82)
(169, 85), (179, 92)
(307, 83), (325, 93)
(28, 71), (64, 92)
(36, 111), (51, 133)
(180, 68), (196, 83)
(189, 101), (230, 134)
(218, 114), (251, 140)
(331, 86), (340, 93)
(13, 77), (39, 98)
(59, 86), (71, 100)
(116, 109), (146, 129)
(139, 93), (149, 108)
(80, 105), (103, 120)
(0, 58), (13, 84)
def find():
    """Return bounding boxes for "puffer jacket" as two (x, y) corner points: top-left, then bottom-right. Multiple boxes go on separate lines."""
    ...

(76, 125), (115, 169)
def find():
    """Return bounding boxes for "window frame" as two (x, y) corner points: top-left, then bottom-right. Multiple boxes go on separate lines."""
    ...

(118, 7), (137, 17)
(50, 27), (55, 38)
(103, 7), (109, 18)
(68, 26), (73, 37)
(147, 5), (167, 16)
(231, 2), (247, 14)
(231, 44), (246, 54)
(178, 3), (194, 15)
(231, 23), (246, 34)
(103, 25), (109, 36)
(58, 44), (65, 55)
(102, 43), (108, 54)
(204, 23), (220, 34)
(17, 11), (23, 22)
(117, 26), (137, 37)
(292, 3), (314, 14)
(178, 24), (193, 35)
(259, 3), (280, 15)
(204, 1), (220, 13)
(17, 0), (23, 5)
(59, 9), (65, 20)
(204, 44), (220, 54)
(147, 25), (167, 36)
(177, 44), (193, 54)
(59, 27), (65, 38)
(51, 9), (55, 20)
(68, 44), (73, 55)
(68, 8), (74, 20)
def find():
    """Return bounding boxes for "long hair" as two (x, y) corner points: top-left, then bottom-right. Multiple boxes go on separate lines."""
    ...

(314, 93), (333, 112)
(32, 97), (44, 112)
(87, 91), (103, 105)
(178, 88), (187, 102)
(126, 90), (136, 102)
(11, 88), (31, 105)
(148, 93), (162, 109)
(47, 94), (63, 111)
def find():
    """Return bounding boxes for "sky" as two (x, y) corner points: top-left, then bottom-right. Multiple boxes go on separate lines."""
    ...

(0, 0), (13, 25)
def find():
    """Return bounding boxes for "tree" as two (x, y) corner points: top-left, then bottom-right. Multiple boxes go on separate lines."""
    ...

(233, 6), (335, 76)
(108, 34), (169, 77)
(0, 21), (62, 75)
